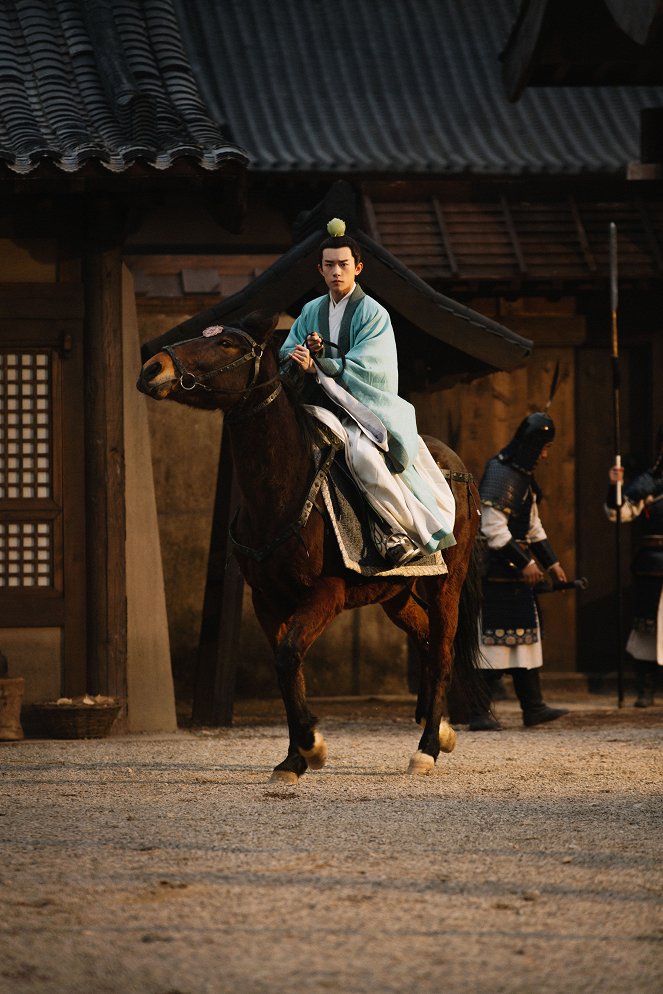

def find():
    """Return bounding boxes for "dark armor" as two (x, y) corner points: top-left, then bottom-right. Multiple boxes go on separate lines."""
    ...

(479, 456), (531, 515)
(607, 471), (663, 577)
(479, 413), (558, 646)
(607, 467), (663, 633)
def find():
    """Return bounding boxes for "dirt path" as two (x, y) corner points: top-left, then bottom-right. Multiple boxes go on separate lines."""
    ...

(1, 696), (661, 994)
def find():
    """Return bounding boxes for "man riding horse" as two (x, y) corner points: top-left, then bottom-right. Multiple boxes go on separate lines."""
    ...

(280, 219), (456, 568)
(137, 222), (484, 780)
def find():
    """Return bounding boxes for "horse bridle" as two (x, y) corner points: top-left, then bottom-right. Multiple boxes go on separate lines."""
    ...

(162, 328), (282, 421)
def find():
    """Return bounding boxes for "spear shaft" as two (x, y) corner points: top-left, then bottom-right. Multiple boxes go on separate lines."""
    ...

(610, 222), (624, 707)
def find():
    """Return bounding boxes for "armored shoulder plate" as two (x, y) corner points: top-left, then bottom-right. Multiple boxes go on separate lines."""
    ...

(625, 471), (663, 504)
(479, 456), (531, 514)
(641, 495), (663, 534)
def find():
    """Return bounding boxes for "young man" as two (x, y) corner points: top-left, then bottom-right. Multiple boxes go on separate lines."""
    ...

(605, 441), (663, 706)
(469, 412), (569, 729)
(279, 220), (456, 567)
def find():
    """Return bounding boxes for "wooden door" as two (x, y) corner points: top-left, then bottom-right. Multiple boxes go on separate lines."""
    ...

(0, 286), (86, 697)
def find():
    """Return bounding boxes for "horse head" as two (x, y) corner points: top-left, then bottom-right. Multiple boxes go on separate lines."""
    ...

(137, 311), (281, 413)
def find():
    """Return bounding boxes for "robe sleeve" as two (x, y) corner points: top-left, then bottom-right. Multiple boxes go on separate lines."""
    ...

(316, 300), (399, 391)
(317, 299), (419, 472)
(279, 306), (313, 362)
(280, 296), (419, 473)
(604, 498), (643, 523)
(480, 504), (513, 550)
(525, 499), (548, 543)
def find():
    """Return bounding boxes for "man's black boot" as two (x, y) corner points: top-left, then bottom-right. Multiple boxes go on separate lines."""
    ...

(633, 659), (657, 708)
(511, 667), (569, 727)
(467, 712), (503, 731)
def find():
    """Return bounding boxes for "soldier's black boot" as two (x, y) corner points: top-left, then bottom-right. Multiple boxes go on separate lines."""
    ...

(633, 659), (657, 708)
(490, 674), (509, 701)
(511, 668), (569, 727)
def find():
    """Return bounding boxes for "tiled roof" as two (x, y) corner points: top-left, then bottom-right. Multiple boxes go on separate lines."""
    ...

(0, 0), (247, 175)
(174, 0), (663, 175)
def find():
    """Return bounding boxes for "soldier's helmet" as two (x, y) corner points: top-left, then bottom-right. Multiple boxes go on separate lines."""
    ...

(499, 412), (555, 473)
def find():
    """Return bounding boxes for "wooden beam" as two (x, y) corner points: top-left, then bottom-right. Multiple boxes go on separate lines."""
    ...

(432, 197), (460, 279)
(82, 244), (127, 703)
(361, 194), (382, 243)
(500, 196), (528, 277)
(568, 196), (597, 273)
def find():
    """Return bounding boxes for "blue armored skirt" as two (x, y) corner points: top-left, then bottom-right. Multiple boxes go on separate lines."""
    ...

(632, 575), (662, 634)
(481, 577), (539, 646)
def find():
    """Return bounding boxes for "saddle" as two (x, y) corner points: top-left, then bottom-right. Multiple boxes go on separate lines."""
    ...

(311, 426), (447, 578)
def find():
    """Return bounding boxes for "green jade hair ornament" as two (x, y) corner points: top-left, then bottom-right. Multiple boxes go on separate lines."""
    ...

(326, 217), (346, 237)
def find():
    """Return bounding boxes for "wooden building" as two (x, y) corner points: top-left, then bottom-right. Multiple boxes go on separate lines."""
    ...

(2, 0), (662, 722)
(125, 0), (663, 703)
(0, 0), (247, 728)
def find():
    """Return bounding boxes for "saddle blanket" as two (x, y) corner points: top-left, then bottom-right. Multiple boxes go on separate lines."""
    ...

(321, 455), (448, 579)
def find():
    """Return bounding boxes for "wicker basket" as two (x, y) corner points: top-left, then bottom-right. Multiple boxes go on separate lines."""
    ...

(33, 696), (121, 739)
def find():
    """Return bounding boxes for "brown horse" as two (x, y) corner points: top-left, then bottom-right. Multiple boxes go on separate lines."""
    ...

(137, 311), (483, 782)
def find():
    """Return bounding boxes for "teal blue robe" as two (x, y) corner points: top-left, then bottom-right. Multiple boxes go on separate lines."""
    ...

(280, 286), (455, 552)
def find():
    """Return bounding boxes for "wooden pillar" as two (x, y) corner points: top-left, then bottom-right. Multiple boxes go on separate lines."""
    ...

(193, 423), (244, 726)
(83, 243), (127, 701)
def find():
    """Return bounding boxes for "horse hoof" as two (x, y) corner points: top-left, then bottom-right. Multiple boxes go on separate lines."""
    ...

(298, 730), (328, 770)
(439, 720), (457, 753)
(418, 718), (457, 753)
(407, 749), (435, 775)
(269, 769), (299, 785)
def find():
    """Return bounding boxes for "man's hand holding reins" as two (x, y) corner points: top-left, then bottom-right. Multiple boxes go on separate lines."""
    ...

(306, 332), (323, 354)
(289, 342), (317, 374)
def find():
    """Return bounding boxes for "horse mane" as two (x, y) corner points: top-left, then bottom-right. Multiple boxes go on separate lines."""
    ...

(229, 310), (321, 454)
(279, 363), (324, 456)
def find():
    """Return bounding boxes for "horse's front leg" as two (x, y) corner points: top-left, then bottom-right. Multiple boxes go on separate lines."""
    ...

(255, 579), (345, 784)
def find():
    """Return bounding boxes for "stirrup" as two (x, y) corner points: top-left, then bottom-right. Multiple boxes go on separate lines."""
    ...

(369, 518), (420, 566)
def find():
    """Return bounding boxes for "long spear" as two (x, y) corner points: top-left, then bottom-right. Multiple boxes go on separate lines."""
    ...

(610, 221), (624, 707)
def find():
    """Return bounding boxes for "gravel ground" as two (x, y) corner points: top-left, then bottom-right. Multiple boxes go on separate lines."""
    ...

(1, 694), (661, 994)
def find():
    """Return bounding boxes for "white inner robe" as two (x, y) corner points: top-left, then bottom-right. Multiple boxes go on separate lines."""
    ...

(303, 404), (455, 555)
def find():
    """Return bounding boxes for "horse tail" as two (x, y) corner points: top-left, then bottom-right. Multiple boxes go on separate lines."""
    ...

(447, 537), (491, 723)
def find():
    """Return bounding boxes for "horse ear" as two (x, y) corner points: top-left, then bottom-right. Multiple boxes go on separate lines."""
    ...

(239, 310), (280, 343)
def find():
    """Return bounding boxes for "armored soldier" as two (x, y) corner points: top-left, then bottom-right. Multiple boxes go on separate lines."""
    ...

(606, 440), (663, 706)
(469, 413), (569, 730)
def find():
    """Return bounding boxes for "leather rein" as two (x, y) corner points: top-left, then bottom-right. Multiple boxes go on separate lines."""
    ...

(162, 328), (282, 423)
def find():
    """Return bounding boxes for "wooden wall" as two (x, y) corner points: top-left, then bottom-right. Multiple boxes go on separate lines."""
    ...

(134, 300), (223, 703)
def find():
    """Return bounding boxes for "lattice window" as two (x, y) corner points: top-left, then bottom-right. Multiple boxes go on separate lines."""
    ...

(0, 521), (53, 588)
(0, 351), (54, 589)
(0, 352), (51, 500)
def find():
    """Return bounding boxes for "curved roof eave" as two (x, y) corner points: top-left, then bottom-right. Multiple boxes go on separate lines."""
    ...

(141, 229), (532, 376)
